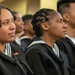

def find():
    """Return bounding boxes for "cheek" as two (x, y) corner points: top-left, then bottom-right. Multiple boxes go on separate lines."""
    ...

(16, 24), (20, 29)
(0, 32), (7, 42)
(15, 22), (20, 26)
(52, 26), (62, 34)
(69, 13), (75, 21)
(0, 30), (5, 35)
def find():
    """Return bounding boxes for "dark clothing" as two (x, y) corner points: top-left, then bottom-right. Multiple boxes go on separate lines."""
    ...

(0, 51), (26, 75)
(20, 37), (32, 51)
(25, 38), (73, 75)
(56, 37), (75, 74)
(10, 43), (34, 75)
(21, 38), (32, 47)
(12, 40), (26, 52)
(12, 40), (20, 46)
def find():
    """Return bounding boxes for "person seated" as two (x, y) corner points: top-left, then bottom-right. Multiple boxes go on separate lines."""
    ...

(20, 14), (35, 51)
(0, 5), (33, 75)
(25, 8), (73, 75)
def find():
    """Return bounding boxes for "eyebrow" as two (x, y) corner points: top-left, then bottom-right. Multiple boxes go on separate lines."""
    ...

(1, 18), (14, 22)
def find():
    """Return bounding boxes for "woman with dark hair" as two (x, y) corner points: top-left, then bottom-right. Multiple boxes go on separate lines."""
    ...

(25, 8), (73, 75)
(0, 5), (33, 75)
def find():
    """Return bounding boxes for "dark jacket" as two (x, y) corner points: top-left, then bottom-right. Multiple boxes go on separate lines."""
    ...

(10, 43), (34, 75)
(56, 37), (75, 74)
(0, 51), (27, 75)
(25, 38), (73, 75)
(20, 36), (32, 51)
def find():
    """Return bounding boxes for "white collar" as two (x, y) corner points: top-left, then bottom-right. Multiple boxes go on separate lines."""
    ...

(27, 40), (59, 57)
(20, 36), (30, 40)
(66, 35), (75, 44)
(15, 37), (21, 46)
(4, 43), (12, 57)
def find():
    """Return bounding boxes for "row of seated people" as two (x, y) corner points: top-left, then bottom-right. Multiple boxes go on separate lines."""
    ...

(0, 0), (75, 75)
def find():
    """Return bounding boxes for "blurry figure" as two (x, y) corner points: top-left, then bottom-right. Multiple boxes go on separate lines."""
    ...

(20, 14), (35, 51)
(10, 11), (34, 75)
(12, 11), (24, 46)
(56, 0), (75, 74)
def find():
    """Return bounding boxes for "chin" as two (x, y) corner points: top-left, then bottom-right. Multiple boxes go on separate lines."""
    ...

(57, 36), (66, 40)
(60, 35), (66, 39)
(8, 39), (15, 43)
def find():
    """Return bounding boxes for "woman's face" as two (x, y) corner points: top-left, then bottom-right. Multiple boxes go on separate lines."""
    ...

(14, 13), (24, 34)
(48, 12), (67, 40)
(0, 8), (16, 44)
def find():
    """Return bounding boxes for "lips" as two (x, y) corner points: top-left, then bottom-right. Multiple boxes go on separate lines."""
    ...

(63, 30), (67, 34)
(8, 32), (15, 37)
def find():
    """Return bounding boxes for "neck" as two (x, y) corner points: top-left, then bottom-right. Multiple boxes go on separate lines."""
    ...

(24, 33), (34, 39)
(0, 43), (5, 52)
(40, 35), (56, 47)
(67, 25), (75, 38)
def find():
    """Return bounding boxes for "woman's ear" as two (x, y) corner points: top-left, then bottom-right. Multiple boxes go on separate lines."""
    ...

(41, 22), (49, 30)
(62, 13), (69, 21)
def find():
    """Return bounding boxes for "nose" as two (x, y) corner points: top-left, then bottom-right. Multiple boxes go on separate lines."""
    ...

(21, 20), (24, 29)
(21, 20), (24, 25)
(63, 22), (67, 29)
(10, 22), (16, 30)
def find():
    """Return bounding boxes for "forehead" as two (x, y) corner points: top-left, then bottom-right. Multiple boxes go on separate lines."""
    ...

(70, 3), (75, 10)
(15, 13), (22, 18)
(1, 9), (13, 21)
(49, 12), (63, 20)
(56, 12), (63, 18)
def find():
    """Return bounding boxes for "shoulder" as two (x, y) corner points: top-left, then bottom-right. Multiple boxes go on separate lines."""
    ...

(25, 44), (47, 56)
(10, 43), (24, 54)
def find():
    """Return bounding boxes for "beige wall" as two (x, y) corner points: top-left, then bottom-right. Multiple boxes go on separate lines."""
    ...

(0, 0), (26, 16)
(0, 0), (58, 15)
(27, 0), (40, 14)
(40, 0), (58, 10)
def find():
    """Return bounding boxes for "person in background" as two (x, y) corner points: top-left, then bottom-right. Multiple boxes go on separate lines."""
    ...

(12, 11), (24, 46)
(0, 5), (28, 75)
(56, 0), (75, 74)
(20, 14), (35, 51)
(25, 8), (73, 75)
(10, 11), (34, 75)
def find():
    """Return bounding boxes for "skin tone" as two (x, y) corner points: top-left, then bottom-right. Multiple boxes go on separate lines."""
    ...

(16, 30), (24, 38)
(24, 19), (35, 39)
(0, 9), (16, 52)
(40, 12), (67, 47)
(14, 13), (24, 35)
(62, 3), (75, 38)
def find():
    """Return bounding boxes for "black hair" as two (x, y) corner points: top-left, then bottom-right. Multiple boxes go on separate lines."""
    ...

(31, 8), (56, 37)
(12, 11), (19, 21)
(22, 14), (33, 22)
(57, 0), (75, 14)
(0, 5), (13, 27)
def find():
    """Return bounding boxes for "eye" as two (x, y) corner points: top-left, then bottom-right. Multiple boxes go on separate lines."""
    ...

(1, 21), (9, 25)
(16, 18), (22, 21)
(57, 18), (63, 23)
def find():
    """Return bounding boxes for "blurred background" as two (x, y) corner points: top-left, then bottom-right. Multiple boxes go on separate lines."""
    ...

(0, 0), (58, 16)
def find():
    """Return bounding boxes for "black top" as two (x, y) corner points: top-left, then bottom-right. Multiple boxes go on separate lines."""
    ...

(0, 51), (26, 75)
(10, 43), (34, 75)
(25, 37), (73, 75)
(56, 37), (75, 74)
(21, 38), (32, 49)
